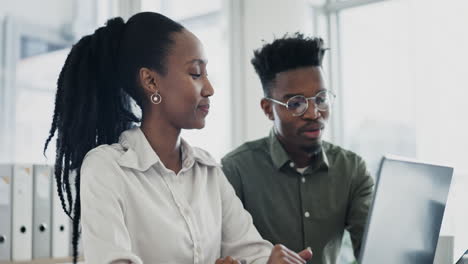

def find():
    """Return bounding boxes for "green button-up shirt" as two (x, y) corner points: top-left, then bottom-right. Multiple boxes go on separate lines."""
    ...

(221, 129), (374, 264)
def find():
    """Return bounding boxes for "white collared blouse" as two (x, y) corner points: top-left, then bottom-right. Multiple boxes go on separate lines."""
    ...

(80, 127), (272, 264)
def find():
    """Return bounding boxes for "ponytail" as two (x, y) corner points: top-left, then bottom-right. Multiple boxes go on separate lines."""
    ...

(44, 13), (184, 263)
(44, 17), (139, 263)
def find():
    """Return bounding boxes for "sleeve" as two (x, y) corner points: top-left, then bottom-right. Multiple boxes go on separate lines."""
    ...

(80, 149), (143, 264)
(221, 157), (244, 202)
(217, 168), (272, 264)
(345, 157), (375, 259)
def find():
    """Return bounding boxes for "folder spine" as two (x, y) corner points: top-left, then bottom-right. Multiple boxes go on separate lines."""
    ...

(51, 175), (70, 258)
(11, 164), (33, 261)
(0, 164), (13, 261)
(32, 165), (52, 258)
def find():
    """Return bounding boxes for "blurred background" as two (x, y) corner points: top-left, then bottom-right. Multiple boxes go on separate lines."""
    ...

(0, 0), (467, 263)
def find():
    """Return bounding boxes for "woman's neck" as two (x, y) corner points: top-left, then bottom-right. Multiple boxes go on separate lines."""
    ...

(141, 116), (182, 174)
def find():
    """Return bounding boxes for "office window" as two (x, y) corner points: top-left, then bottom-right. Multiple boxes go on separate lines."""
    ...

(333, 0), (468, 260)
(340, 0), (416, 174)
(16, 43), (69, 164)
(339, 0), (468, 175)
(312, 0), (468, 263)
(0, 18), (71, 164)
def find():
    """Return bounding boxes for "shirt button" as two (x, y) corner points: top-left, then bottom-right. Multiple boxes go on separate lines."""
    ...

(289, 162), (295, 168)
(304, 211), (310, 218)
(301, 177), (306, 183)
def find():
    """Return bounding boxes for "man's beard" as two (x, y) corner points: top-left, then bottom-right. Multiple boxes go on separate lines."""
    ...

(300, 140), (322, 157)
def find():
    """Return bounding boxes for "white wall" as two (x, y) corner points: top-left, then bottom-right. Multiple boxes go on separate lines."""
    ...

(0, 0), (73, 28)
(230, 0), (314, 145)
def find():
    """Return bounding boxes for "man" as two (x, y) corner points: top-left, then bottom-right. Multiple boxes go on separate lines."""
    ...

(221, 33), (374, 264)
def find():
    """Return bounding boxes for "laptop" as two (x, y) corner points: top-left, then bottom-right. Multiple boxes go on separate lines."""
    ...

(456, 250), (468, 264)
(359, 155), (453, 264)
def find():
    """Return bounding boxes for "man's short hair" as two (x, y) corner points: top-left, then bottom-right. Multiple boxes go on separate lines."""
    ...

(251, 33), (327, 96)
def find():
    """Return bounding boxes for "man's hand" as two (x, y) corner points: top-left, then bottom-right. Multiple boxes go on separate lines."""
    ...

(266, 244), (313, 264)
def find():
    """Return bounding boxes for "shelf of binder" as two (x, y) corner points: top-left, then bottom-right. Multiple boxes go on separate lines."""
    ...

(0, 164), (74, 262)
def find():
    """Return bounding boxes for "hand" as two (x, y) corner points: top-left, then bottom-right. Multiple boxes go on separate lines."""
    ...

(215, 256), (242, 264)
(266, 244), (313, 264)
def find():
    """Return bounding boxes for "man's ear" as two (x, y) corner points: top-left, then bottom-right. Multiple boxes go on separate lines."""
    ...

(261, 98), (274, 121)
(138, 67), (160, 95)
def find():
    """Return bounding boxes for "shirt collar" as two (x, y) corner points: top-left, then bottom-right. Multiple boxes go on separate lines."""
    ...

(117, 127), (218, 171)
(269, 129), (291, 170)
(268, 128), (329, 171)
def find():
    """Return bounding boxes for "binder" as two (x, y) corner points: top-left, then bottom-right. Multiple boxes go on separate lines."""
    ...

(51, 175), (70, 258)
(11, 164), (33, 261)
(0, 164), (13, 261)
(32, 165), (52, 258)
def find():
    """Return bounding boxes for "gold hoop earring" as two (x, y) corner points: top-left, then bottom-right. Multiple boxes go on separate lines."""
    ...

(150, 91), (162, 104)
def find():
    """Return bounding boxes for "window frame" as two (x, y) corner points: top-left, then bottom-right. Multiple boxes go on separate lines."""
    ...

(0, 16), (73, 163)
(311, 0), (392, 146)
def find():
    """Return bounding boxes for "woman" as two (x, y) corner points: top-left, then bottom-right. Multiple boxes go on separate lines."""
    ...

(44, 12), (312, 264)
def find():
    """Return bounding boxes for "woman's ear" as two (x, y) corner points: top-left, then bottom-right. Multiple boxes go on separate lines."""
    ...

(138, 67), (159, 95)
(260, 98), (274, 121)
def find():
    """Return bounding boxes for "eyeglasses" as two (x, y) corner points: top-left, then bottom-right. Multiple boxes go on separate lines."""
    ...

(266, 90), (336, 116)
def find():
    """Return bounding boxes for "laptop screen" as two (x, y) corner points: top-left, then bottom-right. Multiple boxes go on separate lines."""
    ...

(456, 250), (468, 264)
(359, 155), (453, 264)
